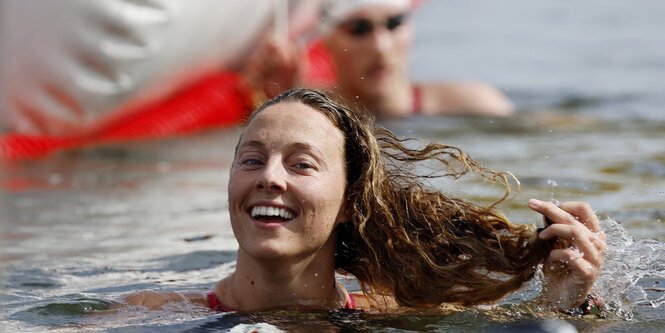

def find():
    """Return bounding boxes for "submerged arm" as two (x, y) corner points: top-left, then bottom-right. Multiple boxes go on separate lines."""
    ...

(124, 290), (210, 310)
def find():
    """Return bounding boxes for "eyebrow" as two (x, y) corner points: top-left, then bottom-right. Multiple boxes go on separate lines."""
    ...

(237, 140), (327, 159)
(289, 142), (324, 156)
(237, 140), (265, 150)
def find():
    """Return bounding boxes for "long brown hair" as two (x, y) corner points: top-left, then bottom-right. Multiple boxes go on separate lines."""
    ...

(250, 88), (549, 307)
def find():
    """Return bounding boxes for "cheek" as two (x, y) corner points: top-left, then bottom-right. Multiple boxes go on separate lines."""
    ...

(227, 180), (237, 202)
(394, 27), (413, 56)
(315, 181), (347, 219)
(227, 171), (247, 205)
(328, 35), (363, 61)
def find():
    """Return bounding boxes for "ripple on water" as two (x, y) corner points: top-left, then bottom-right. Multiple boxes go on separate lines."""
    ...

(517, 176), (621, 193)
(601, 155), (665, 178)
(6, 268), (63, 290)
(26, 298), (111, 317)
(148, 250), (237, 273)
(5, 296), (111, 328)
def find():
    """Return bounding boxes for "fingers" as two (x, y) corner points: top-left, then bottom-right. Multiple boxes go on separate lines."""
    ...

(540, 224), (605, 267)
(531, 198), (608, 311)
(530, 198), (606, 245)
(529, 199), (577, 226)
(529, 199), (601, 231)
(545, 248), (599, 283)
(559, 201), (601, 232)
(530, 198), (607, 287)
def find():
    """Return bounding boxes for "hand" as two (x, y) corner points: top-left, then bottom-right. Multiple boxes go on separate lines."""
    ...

(241, 31), (303, 100)
(528, 199), (607, 311)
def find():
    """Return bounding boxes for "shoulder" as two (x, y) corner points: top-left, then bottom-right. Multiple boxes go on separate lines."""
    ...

(349, 292), (466, 314)
(417, 81), (514, 117)
(124, 290), (210, 310)
(348, 292), (398, 312)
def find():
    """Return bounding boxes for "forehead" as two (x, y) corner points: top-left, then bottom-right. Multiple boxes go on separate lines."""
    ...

(241, 102), (345, 154)
(343, 3), (410, 21)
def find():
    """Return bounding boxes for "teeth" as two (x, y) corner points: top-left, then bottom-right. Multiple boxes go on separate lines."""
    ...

(250, 206), (294, 220)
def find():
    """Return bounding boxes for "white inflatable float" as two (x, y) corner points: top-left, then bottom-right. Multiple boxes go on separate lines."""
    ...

(0, 0), (297, 137)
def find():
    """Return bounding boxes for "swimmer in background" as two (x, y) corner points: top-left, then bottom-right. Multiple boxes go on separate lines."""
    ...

(126, 88), (605, 312)
(243, 0), (515, 119)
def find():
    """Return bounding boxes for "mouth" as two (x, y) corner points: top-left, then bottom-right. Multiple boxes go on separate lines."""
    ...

(248, 205), (296, 225)
(366, 64), (392, 81)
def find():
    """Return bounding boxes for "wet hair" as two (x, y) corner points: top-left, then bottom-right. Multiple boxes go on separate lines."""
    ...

(249, 88), (549, 308)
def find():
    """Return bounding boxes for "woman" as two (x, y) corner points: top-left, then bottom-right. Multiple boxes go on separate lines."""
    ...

(127, 88), (605, 312)
(245, 0), (514, 119)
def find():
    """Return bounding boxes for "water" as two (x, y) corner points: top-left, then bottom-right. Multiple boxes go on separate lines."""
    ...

(2, 1), (665, 332)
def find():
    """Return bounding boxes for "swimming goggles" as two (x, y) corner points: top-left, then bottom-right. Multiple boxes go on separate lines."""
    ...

(340, 12), (410, 37)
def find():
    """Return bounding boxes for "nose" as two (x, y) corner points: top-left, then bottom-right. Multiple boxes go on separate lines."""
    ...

(367, 26), (394, 54)
(256, 158), (287, 192)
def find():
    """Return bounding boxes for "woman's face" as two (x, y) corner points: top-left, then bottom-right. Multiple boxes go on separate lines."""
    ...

(228, 102), (348, 261)
(325, 4), (414, 100)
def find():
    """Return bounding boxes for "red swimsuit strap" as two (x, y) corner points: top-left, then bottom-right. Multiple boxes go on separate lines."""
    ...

(345, 293), (356, 309)
(412, 85), (422, 114)
(207, 291), (233, 312)
(207, 291), (220, 310)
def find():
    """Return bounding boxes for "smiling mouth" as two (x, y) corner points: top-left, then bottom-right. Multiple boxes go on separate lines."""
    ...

(250, 206), (296, 223)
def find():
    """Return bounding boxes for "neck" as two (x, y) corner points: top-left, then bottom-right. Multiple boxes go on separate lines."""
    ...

(216, 249), (345, 311)
(343, 78), (412, 119)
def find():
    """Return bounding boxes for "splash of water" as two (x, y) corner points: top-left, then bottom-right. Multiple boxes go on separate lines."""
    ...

(595, 218), (665, 320)
(546, 179), (560, 206)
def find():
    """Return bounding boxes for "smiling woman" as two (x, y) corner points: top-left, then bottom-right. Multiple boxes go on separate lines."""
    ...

(228, 100), (347, 264)
(126, 88), (606, 313)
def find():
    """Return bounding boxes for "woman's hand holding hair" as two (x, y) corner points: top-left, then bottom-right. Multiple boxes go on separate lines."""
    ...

(528, 199), (607, 312)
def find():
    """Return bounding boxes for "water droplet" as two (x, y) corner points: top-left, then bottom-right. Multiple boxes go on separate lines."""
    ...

(314, 273), (319, 277)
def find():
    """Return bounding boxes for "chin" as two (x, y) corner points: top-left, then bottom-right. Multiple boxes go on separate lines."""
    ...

(241, 241), (292, 260)
(368, 74), (399, 91)
(361, 87), (392, 104)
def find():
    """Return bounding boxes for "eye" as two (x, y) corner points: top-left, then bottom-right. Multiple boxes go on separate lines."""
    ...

(387, 13), (407, 31)
(295, 162), (314, 170)
(241, 158), (263, 166)
(344, 19), (373, 37)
